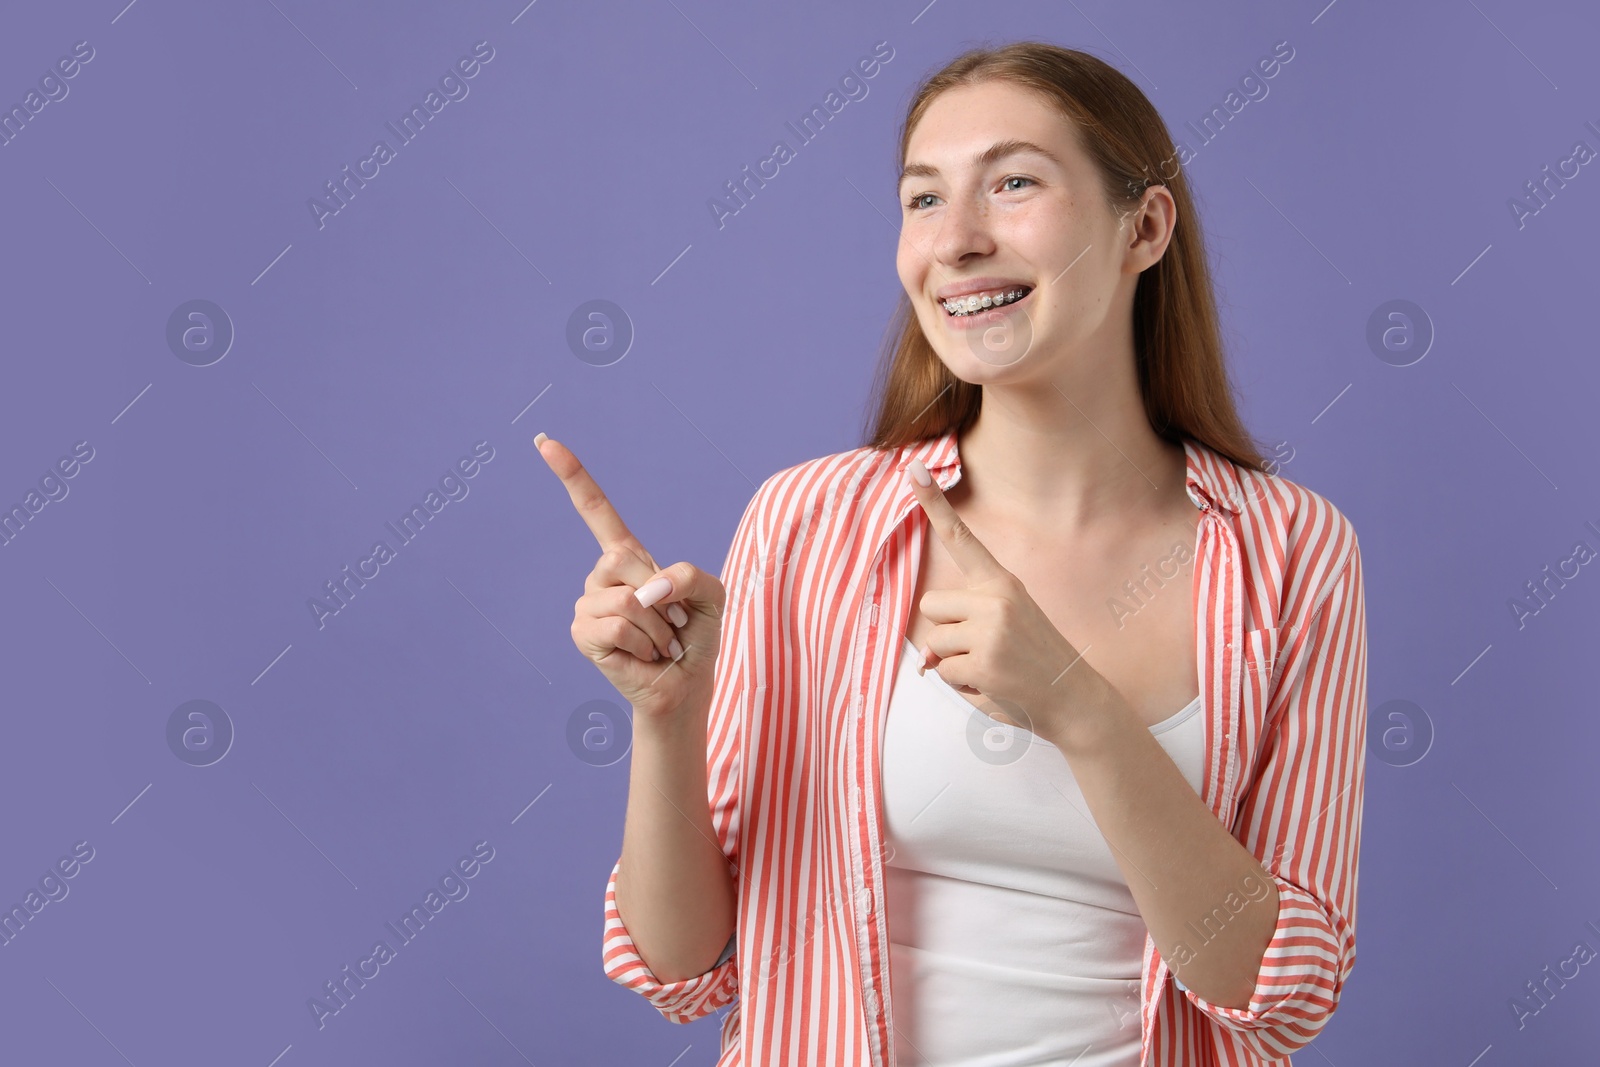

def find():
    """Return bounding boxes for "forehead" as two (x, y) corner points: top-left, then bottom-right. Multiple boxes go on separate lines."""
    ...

(901, 81), (1082, 180)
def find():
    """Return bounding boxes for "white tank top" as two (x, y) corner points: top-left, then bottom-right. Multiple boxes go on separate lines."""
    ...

(882, 636), (1205, 1067)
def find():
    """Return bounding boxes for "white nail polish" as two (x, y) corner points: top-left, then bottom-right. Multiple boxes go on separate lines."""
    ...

(635, 576), (672, 608)
(668, 603), (688, 627)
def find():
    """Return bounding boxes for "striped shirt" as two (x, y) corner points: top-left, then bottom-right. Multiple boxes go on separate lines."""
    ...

(603, 428), (1368, 1066)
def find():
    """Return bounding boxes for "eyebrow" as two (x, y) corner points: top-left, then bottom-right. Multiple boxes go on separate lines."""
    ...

(898, 138), (1063, 189)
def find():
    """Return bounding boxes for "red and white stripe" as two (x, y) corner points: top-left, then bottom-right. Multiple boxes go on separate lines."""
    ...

(602, 429), (1368, 1067)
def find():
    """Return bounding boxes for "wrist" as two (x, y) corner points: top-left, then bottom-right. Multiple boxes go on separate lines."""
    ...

(1042, 669), (1133, 756)
(633, 691), (711, 740)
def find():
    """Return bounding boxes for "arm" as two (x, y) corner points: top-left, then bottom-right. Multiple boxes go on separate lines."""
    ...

(1177, 538), (1367, 1057)
(601, 483), (771, 1023)
(611, 703), (737, 983)
(1062, 535), (1367, 1057)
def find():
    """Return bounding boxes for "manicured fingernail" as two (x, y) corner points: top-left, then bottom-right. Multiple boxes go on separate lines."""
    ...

(669, 638), (684, 659)
(907, 459), (931, 487)
(667, 603), (688, 627)
(533, 432), (548, 447)
(635, 576), (672, 608)
(652, 648), (660, 660)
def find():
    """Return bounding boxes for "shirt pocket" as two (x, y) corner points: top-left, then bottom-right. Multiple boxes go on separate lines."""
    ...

(1240, 625), (1282, 723)
(1231, 626), (1283, 799)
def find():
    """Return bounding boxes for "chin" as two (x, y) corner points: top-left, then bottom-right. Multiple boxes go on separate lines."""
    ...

(933, 347), (1040, 385)
(926, 306), (1048, 374)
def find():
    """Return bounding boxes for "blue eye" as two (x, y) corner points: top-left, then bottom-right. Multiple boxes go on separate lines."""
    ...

(903, 176), (1036, 212)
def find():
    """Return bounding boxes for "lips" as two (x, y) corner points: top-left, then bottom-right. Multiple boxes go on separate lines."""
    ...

(934, 277), (1034, 301)
(940, 285), (1033, 316)
(936, 287), (1037, 333)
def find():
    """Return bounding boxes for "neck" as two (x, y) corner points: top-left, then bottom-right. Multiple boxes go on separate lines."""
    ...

(955, 370), (1188, 539)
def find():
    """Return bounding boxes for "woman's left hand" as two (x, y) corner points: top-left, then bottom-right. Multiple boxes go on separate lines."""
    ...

(903, 458), (1105, 745)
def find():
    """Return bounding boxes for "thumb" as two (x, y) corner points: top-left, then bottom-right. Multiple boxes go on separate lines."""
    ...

(633, 561), (725, 619)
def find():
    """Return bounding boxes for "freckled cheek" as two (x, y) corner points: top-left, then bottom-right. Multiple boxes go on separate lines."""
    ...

(894, 243), (924, 292)
(1010, 208), (1070, 249)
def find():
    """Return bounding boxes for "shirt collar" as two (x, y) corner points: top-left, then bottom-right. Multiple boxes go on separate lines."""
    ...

(898, 428), (1245, 516)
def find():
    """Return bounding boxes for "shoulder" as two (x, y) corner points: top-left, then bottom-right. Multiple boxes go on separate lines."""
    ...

(1229, 456), (1362, 629)
(741, 441), (908, 549)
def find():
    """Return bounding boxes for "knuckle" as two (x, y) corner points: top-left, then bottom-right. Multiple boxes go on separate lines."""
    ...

(614, 586), (645, 615)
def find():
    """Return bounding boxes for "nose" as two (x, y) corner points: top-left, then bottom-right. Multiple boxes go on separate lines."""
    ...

(931, 191), (997, 268)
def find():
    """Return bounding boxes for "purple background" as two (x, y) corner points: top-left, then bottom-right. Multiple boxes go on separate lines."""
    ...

(2, 0), (1597, 1063)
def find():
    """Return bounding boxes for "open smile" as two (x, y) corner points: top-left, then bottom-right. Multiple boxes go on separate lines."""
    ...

(938, 285), (1034, 328)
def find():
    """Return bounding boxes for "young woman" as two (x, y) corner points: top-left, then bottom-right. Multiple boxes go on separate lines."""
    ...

(543, 41), (1367, 1067)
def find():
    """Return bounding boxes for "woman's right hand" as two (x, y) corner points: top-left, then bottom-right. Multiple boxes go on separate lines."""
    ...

(536, 432), (727, 721)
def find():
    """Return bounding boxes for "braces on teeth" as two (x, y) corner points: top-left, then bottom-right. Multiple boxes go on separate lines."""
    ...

(942, 287), (1031, 316)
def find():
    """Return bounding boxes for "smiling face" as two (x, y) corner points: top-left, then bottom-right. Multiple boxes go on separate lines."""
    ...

(896, 79), (1163, 381)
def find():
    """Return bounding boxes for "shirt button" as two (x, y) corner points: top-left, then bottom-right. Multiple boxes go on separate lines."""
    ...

(856, 886), (875, 916)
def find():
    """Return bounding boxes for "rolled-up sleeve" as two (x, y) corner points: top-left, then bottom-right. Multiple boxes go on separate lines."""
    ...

(600, 479), (773, 1024)
(601, 857), (740, 1022)
(1184, 534), (1368, 1059)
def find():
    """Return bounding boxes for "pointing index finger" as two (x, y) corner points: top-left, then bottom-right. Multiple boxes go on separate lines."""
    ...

(904, 458), (1007, 584)
(535, 433), (647, 555)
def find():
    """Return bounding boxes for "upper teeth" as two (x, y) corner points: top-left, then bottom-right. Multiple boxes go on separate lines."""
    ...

(942, 287), (1030, 316)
